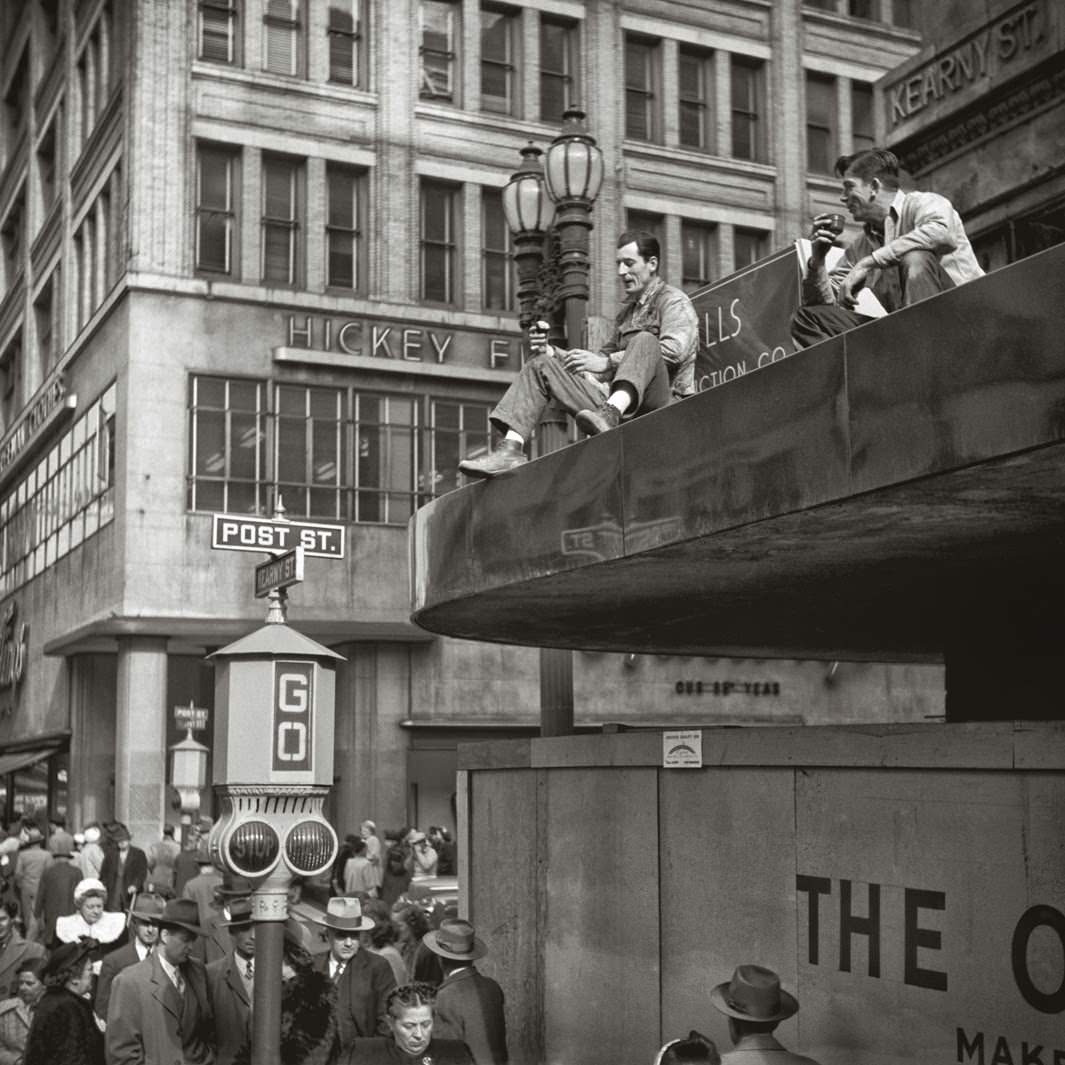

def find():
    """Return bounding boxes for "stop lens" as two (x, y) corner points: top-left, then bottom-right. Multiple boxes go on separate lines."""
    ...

(227, 820), (281, 875)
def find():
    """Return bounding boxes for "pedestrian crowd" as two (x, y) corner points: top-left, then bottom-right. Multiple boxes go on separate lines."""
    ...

(0, 812), (818, 1065)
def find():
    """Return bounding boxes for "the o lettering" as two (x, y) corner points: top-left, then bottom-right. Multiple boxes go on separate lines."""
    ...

(1011, 904), (1065, 1013)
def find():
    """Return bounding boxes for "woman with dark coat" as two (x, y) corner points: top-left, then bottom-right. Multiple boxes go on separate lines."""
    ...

(23, 940), (105, 1065)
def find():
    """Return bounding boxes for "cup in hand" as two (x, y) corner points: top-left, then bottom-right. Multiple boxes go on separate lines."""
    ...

(810, 213), (846, 242)
(528, 320), (551, 357)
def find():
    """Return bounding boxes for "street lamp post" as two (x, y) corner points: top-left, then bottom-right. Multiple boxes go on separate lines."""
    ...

(501, 110), (604, 738)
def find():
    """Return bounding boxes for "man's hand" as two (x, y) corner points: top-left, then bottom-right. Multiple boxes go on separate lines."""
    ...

(809, 213), (845, 264)
(837, 257), (875, 309)
(561, 349), (611, 374)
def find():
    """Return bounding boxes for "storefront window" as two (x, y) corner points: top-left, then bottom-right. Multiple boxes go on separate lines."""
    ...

(188, 376), (492, 524)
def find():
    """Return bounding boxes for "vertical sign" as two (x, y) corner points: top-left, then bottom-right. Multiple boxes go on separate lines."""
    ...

(272, 661), (314, 772)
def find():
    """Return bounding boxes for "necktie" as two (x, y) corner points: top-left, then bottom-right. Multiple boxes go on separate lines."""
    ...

(174, 968), (186, 997)
(246, 959), (254, 980)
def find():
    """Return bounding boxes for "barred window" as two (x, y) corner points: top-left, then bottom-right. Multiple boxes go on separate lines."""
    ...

(539, 17), (578, 124)
(262, 155), (302, 286)
(420, 1), (459, 102)
(187, 376), (268, 514)
(681, 221), (716, 292)
(196, 145), (238, 275)
(328, 0), (365, 87)
(481, 4), (519, 116)
(326, 165), (365, 291)
(806, 72), (836, 174)
(731, 57), (765, 162)
(0, 381), (116, 597)
(679, 47), (713, 151)
(421, 180), (458, 304)
(482, 188), (514, 312)
(624, 36), (659, 143)
(264, 0), (305, 77)
(199, 0), (240, 64)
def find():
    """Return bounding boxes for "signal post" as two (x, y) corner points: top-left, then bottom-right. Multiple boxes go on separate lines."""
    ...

(207, 509), (344, 1065)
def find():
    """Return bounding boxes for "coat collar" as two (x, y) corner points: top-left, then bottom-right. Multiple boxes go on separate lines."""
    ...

(148, 952), (183, 1019)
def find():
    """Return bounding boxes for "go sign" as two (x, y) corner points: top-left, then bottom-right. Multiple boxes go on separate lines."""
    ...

(273, 661), (314, 772)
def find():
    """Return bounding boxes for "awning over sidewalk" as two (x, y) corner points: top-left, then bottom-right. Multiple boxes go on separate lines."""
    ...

(0, 748), (58, 776)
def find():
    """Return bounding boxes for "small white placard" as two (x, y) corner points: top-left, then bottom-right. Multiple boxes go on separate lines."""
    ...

(663, 730), (703, 768)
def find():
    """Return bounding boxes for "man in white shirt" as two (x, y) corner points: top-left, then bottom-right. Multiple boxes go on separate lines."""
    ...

(792, 147), (984, 349)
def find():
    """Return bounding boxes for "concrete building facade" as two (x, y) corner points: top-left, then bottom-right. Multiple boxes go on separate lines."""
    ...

(0, 0), (924, 845)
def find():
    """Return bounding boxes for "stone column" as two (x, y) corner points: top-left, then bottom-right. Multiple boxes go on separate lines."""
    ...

(114, 637), (168, 848)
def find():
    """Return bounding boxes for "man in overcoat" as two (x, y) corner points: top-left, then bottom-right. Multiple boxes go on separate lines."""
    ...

(100, 824), (149, 912)
(106, 897), (215, 1065)
(424, 919), (508, 1065)
(205, 897), (255, 1065)
(311, 897), (396, 1053)
(94, 893), (164, 1030)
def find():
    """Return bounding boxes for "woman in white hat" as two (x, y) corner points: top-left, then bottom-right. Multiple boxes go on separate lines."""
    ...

(54, 880), (124, 974)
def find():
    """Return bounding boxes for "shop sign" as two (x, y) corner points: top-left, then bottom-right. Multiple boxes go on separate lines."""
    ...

(285, 315), (521, 370)
(0, 376), (76, 486)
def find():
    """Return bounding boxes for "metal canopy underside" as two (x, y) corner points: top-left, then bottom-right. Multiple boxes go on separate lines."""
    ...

(409, 244), (1065, 661)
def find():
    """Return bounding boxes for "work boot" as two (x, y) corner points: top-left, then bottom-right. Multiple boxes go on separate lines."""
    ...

(575, 403), (622, 437)
(458, 439), (528, 479)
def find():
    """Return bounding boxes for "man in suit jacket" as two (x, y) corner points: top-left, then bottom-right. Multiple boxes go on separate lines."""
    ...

(94, 893), (164, 1030)
(311, 897), (396, 1053)
(205, 898), (255, 1065)
(100, 823), (149, 912)
(106, 897), (215, 1065)
(424, 919), (508, 1064)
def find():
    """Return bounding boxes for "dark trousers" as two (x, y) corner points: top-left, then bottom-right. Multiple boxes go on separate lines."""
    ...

(791, 248), (956, 349)
(490, 331), (670, 439)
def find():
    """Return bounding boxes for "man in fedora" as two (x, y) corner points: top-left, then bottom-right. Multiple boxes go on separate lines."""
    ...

(711, 965), (821, 1065)
(31, 829), (79, 945)
(190, 872), (251, 966)
(94, 891), (166, 1030)
(206, 896), (255, 1065)
(100, 822), (149, 911)
(312, 897), (396, 1051)
(106, 897), (216, 1065)
(425, 918), (508, 1065)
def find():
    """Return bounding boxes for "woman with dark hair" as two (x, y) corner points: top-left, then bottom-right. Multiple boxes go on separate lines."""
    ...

(23, 940), (104, 1065)
(654, 1031), (720, 1065)
(380, 830), (411, 908)
(0, 955), (45, 1065)
(361, 901), (406, 986)
(341, 982), (472, 1064)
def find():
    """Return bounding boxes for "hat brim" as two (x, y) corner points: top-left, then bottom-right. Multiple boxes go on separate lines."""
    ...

(154, 917), (209, 936)
(709, 983), (799, 1023)
(422, 928), (487, 961)
(311, 915), (376, 933)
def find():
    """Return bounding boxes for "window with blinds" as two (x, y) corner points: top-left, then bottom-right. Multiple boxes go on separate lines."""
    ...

(327, 0), (365, 87)
(263, 0), (304, 77)
(199, 0), (240, 64)
(420, 1), (459, 102)
(262, 155), (302, 286)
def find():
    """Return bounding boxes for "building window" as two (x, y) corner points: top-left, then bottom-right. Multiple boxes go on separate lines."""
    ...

(196, 145), (238, 276)
(624, 36), (659, 142)
(354, 393), (423, 524)
(891, 0), (915, 29)
(681, 221), (716, 292)
(852, 82), (875, 153)
(36, 116), (58, 214)
(327, 0), (365, 87)
(420, 1), (459, 103)
(275, 384), (345, 520)
(731, 57), (764, 162)
(262, 155), (302, 286)
(806, 72), (836, 174)
(199, 0), (240, 64)
(34, 268), (61, 372)
(679, 47), (713, 151)
(848, 0), (876, 18)
(0, 335), (21, 433)
(429, 400), (491, 497)
(263, 0), (305, 77)
(539, 16), (578, 124)
(187, 376), (268, 514)
(804, 0), (838, 10)
(0, 381), (116, 595)
(734, 227), (768, 270)
(326, 165), (364, 292)
(482, 188), (514, 312)
(481, 5), (520, 116)
(626, 210), (665, 263)
(421, 180), (458, 304)
(1, 190), (25, 289)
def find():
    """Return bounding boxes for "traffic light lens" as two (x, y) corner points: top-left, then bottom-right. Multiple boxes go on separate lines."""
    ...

(228, 821), (280, 875)
(286, 820), (335, 874)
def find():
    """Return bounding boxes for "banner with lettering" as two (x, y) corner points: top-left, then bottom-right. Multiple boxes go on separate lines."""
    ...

(690, 247), (804, 391)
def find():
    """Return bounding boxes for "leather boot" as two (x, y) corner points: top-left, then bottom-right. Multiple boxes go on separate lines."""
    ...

(458, 438), (528, 479)
(575, 402), (622, 437)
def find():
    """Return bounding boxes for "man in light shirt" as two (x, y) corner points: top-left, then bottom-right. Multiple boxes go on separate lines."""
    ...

(792, 147), (984, 349)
